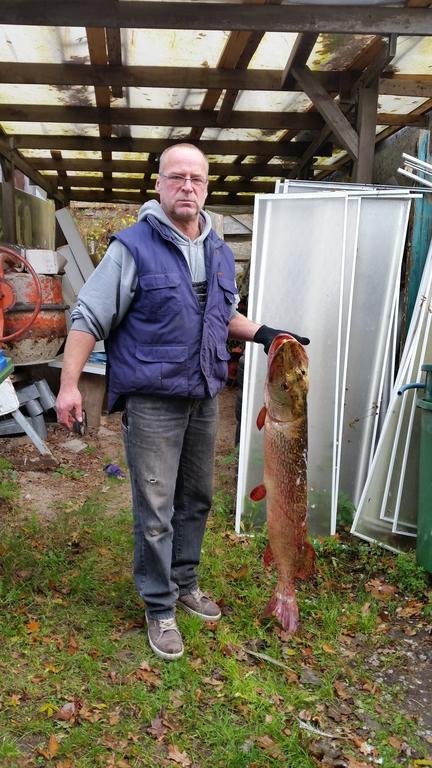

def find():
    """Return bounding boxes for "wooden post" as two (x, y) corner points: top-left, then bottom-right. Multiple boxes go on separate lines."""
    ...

(0, 157), (17, 244)
(353, 77), (380, 184)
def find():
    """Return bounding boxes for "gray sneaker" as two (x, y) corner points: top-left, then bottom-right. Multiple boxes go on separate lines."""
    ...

(146, 614), (184, 661)
(177, 587), (221, 621)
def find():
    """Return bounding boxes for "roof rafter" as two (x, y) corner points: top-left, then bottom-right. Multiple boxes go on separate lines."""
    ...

(1, 2), (431, 36)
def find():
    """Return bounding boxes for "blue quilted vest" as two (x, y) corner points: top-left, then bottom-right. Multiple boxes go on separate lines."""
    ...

(105, 215), (237, 411)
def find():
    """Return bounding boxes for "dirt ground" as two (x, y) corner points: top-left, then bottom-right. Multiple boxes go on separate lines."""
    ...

(0, 387), (238, 521)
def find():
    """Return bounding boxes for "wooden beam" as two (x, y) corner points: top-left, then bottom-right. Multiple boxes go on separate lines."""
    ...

(61, 189), (257, 205)
(353, 76), (380, 183)
(0, 157), (17, 243)
(106, 28), (123, 99)
(2, 63), (432, 98)
(291, 64), (359, 158)
(2, 2), (432, 36)
(0, 135), (61, 200)
(30, 157), (297, 176)
(86, 27), (113, 170)
(0, 104), (324, 130)
(281, 33), (318, 90)
(2, 104), (427, 130)
(53, 175), (277, 193)
(12, 134), (333, 157)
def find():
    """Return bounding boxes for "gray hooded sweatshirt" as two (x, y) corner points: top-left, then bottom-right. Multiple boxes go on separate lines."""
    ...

(70, 200), (238, 340)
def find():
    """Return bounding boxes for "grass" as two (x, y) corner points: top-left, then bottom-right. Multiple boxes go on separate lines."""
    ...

(0, 462), (431, 767)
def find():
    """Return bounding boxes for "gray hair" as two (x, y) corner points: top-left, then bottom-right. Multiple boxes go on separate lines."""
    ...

(158, 143), (209, 174)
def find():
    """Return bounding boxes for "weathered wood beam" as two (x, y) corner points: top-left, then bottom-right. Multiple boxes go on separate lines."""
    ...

(2, 104), (427, 130)
(0, 136), (61, 200)
(14, 135), (328, 157)
(63, 189), (256, 205)
(353, 76), (380, 183)
(0, 104), (324, 130)
(0, 156), (17, 243)
(86, 27), (113, 170)
(2, 2), (431, 36)
(106, 28), (123, 98)
(53, 175), (277, 193)
(291, 64), (359, 158)
(31, 157), (296, 176)
(2, 63), (432, 98)
(281, 33), (318, 90)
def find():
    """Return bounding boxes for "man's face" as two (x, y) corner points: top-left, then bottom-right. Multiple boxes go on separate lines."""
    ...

(155, 146), (209, 226)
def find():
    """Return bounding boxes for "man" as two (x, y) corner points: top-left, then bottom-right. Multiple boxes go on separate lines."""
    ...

(56, 143), (308, 661)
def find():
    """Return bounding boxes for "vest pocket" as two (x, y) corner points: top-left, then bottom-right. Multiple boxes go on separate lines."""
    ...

(214, 344), (231, 384)
(217, 274), (237, 320)
(138, 272), (181, 321)
(135, 345), (188, 393)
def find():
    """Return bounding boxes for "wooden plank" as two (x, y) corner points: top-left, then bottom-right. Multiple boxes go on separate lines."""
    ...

(2, 2), (432, 36)
(0, 136), (60, 199)
(0, 62), (351, 94)
(14, 134), (329, 158)
(281, 33), (318, 90)
(55, 175), (277, 193)
(105, 27), (123, 98)
(353, 77), (380, 183)
(63, 189), (257, 205)
(3, 104), (426, 130)
(2, 63), (432, 98)
(0, 104), (325, 129)
(0, 158), (17, 242)
(291, 64), (359, 159)
(55, 208), (95, 281)
(31, 157), (297, 176)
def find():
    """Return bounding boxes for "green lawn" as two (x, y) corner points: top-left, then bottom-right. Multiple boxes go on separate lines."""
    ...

(0, 459), (431, 768)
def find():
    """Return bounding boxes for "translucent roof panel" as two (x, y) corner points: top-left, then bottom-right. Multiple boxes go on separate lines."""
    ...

(0, 15), (430, 202)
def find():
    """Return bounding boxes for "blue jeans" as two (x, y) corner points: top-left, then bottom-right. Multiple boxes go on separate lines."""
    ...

(122, 394), (218, 619)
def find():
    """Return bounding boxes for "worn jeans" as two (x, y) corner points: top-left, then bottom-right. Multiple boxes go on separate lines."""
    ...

(122, 394), (218, 619)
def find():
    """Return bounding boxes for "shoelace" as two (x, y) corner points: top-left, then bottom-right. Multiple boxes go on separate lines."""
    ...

(159, 617), (180, 634)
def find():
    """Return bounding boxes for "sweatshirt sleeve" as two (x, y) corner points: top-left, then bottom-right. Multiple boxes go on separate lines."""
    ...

(70, 240), (138, 340)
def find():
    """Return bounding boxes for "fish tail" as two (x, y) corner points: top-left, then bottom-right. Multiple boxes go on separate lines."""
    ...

(296, 540), (316, 580)
(262, 587), (299, 634)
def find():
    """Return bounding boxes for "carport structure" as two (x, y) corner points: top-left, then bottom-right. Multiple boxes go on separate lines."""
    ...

(0, 0), (431, 215)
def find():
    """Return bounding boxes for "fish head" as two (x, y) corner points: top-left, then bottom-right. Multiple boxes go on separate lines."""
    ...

(266, 334), (309, 419)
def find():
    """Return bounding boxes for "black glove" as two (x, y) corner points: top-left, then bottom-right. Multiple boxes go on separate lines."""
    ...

(253, 325), (310, 354)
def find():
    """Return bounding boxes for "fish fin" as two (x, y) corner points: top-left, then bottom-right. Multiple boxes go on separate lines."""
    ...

(263, 543), (274, 567)
(256, 406), (266, 430)
(262, 588), (299, 634)
(296, 540), (316, 580)
(250, 483), (266, 502)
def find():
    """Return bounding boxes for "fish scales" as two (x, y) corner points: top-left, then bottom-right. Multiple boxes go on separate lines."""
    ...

(251, 333), (314, 633)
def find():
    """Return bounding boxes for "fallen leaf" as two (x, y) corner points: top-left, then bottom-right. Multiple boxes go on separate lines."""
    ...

(167, 744), (192, 766)
(322, 643), (337, 654)
(334, 680), (351, 700)
(346, 758), (369, 768)
(67, 635), (79, 654)
(134, 661), (161, 688)
(387, 736), (403, 750)
(365, 579), (397, 601)
(10, 693), (21, 707)
(38, 734), (61, 760)
(147, 714), (167, 741)
(26, 619), (40, 634)
(55, 702), (77, 722)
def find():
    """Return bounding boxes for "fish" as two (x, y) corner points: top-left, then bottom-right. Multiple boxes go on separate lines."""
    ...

(250, 333), (315, 633)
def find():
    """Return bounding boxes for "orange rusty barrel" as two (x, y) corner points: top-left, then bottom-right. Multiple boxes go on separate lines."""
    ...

(3, 273), (67, 364)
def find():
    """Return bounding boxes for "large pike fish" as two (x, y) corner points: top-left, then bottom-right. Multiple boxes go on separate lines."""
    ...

(250, 333), (315, 633)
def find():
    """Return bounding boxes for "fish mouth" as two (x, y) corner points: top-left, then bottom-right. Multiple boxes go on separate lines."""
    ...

(267, 334), (309, 413)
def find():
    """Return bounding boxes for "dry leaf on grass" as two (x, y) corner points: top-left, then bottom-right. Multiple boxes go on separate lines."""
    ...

(26, 619), (40, 634)
(365, 579), (397, 601)
(37, 734), (60, 760)
(167, 744), (192, 766)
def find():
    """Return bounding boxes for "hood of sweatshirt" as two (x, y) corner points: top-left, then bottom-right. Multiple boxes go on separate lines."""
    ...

(137, 199), (212, 245)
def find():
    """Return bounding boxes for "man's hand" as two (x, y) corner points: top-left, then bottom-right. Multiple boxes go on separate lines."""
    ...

(56, 385), (84, 431)
(253, 325), (310, 354)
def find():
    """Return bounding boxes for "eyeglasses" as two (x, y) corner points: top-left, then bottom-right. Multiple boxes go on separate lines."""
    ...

(159, 173), (208, 188)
